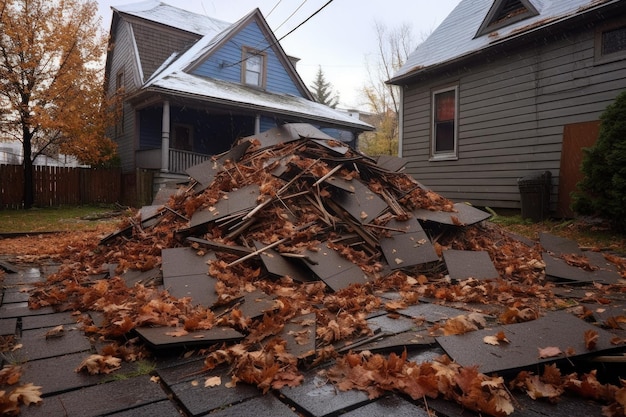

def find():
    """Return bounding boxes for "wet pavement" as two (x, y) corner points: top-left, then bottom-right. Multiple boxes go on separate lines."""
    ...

(0, 263), (613, 417)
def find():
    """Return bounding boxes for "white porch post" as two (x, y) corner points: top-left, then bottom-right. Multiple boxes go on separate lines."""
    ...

(254, 114), (261, 134)
(161, 100), (170, 173)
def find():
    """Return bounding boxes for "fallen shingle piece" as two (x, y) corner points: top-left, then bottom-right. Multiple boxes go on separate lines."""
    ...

(414, 202), (490, 226)
(436, 310), (620, 374)
(442, 249), (499, 281)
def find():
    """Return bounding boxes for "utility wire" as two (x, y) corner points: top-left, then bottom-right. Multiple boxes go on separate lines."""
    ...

(273, 0), (308, 33)
(265, 0), (282, 18)
(224, 0), (334, 68)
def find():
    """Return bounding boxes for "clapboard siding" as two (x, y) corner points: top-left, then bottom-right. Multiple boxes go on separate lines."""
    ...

(132, 22), (200, 81)
(192, 22), (303, 97)
(108, 20), (139, 173)
(401, 15), (626, 209)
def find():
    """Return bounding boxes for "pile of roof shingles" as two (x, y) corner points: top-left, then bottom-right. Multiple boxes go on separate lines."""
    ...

(35, 123), (626, 415)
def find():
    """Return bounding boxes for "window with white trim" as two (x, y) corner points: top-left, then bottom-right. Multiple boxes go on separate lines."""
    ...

(242, 48), (266, 88)
(431, 85), (458, 159)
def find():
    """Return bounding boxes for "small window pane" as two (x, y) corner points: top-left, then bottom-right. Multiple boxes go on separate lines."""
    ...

(602, 26), (626, 55)
(435, 122), (455, 152)
(245, 53), (263, 86)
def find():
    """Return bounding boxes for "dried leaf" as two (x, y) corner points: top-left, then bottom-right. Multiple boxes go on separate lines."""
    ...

(584, 329), (599, 350)
(44, 325), (65, 339)
(538, 346), (562, 359)
(165, 328), (189, 337)
(204, 376), (221, 387)
(75, 354), (122, 375)
(8, 383), (42, 406)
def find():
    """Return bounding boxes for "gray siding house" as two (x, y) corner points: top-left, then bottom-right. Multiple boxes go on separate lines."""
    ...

(389, 0), (626, 216)
(104, 1), (371, 205)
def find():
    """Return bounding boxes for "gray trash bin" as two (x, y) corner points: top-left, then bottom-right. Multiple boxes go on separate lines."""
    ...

(518, 171), (551, 222)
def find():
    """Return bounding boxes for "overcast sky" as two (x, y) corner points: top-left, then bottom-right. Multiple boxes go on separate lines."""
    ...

(96, 0), (461, 109)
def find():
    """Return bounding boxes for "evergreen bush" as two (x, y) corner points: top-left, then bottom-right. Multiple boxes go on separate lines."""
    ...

(573, 91), (626, 231)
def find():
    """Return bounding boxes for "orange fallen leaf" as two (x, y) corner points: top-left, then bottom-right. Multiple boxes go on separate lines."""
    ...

(584, 329), (599, 350)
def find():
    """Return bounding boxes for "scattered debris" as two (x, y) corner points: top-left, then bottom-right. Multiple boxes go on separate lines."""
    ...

(23, 124), (626, 416)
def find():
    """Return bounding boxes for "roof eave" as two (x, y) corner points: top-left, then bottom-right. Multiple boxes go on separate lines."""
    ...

(389, 0), (622, 85)
(129, 87), (374, 132)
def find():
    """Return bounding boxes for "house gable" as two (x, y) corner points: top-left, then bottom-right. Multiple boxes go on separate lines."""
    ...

(187, 10), (311, 99)
(475, 0), (539, 38)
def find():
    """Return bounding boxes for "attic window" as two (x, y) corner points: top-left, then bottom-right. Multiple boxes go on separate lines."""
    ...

(242, 47), (266, 89)
(594, 19), (626, 64)
(475, 0), (539, 38)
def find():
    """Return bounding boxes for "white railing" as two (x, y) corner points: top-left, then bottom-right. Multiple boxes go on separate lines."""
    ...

(168, 149), (212, 174)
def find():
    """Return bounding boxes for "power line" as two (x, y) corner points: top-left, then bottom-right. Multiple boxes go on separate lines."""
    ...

(265, 0), (282, 18)
(276, 0), (333, 43)
(224, 0), (335, 68)
(273, 0), (308, 33)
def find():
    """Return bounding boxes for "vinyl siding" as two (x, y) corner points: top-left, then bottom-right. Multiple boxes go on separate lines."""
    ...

(401, 17), (626, 209)
(131, 21), (201, 81)
(107, 20), (139, 173)
(192, 21), (303, 96)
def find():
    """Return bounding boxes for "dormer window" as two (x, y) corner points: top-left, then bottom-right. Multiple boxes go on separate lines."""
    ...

(475, 0), (539, 38)
(242, 47), (266, 88)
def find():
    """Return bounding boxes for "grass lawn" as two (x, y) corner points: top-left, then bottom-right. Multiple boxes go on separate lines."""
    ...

(0, 205), (127, 234)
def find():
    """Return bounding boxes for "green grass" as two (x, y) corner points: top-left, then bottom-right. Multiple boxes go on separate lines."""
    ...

(0, 205), (126, 233)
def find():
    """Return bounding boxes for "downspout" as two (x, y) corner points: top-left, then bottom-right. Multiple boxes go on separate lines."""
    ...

(398, 86), (404, 157)
(161, 100), (170, 173)
(254, 114), (261, 134)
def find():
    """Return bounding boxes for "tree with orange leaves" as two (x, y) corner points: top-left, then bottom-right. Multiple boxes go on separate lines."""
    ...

(0, 0), (117, 208)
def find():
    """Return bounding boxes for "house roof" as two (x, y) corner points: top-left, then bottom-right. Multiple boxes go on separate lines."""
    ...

(138, 72), (372, 131)
(112, 0), (231, 37)
(389, 0), (620, 84)
(117, 2), (371, 131)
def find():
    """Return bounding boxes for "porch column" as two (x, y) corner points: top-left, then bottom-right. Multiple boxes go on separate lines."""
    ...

(254, 114), (261, 135)
(161, 100), (170, 173)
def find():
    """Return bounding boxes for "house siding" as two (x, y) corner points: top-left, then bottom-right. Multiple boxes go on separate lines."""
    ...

(131, 21), (201, 81)
(107, 20), (140, 173)
(192, 21), (303, 97)
(402, 17), (626, 209)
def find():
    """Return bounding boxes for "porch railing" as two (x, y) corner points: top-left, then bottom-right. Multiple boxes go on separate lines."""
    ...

(169, 149), (212, 174)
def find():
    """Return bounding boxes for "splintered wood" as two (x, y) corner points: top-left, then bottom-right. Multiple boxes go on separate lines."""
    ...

(25, 124), (626, 417)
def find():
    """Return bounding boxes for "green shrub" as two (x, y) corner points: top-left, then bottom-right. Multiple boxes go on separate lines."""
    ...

(572, 91), (626, 231)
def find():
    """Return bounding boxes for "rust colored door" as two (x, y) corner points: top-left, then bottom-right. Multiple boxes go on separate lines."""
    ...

(558, 120), (600, 218)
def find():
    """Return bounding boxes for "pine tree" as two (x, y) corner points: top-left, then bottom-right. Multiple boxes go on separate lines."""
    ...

(309, 66), (339, 108)
(0, 0), (116, 208)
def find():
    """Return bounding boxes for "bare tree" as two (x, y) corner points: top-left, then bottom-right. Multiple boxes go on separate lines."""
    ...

(359, 21), (427, 156)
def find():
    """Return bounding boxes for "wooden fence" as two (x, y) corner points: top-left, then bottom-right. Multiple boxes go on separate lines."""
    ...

(0, 164), (121, 209)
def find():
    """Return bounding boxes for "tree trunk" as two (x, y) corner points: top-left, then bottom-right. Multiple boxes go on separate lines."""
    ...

(22, 129), (34, 209)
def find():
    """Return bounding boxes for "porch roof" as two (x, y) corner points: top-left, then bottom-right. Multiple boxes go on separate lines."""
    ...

(135, 72), (373, 132)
